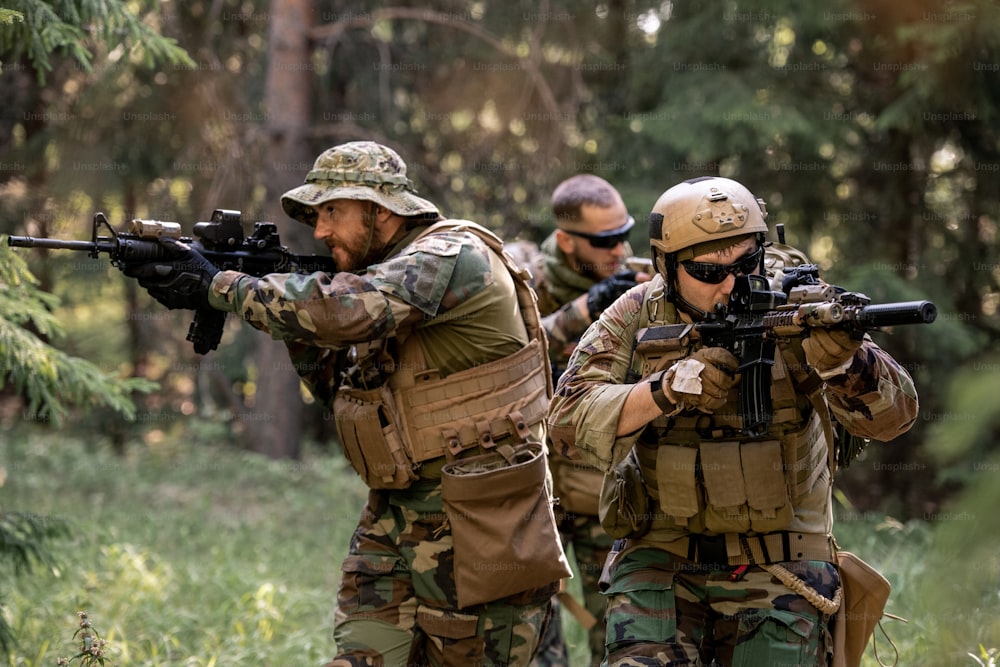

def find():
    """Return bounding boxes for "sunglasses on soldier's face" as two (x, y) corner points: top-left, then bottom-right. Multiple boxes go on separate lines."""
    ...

(564, 216), (635, 249)
(681, 246), (763, 284)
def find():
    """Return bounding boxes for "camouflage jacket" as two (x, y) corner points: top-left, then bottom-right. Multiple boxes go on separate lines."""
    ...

(208, 221), (530, 405)
(547, 275), (920, 475)
(506, 234), (599, 374)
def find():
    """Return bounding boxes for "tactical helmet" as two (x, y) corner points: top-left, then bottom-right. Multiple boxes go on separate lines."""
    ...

(649, 176), (768, 262)
(281, 141), (439, 226)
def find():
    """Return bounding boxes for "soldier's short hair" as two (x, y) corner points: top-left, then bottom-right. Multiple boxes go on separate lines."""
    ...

(551, 174), (621, 228)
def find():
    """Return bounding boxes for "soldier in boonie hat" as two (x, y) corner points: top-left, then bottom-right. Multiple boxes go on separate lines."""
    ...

(281, 141), (439, 227)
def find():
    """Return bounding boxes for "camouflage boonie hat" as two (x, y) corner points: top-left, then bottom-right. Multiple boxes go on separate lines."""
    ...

(281, 141), (439, 226)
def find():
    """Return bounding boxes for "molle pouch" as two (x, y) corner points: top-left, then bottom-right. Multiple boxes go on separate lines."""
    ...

(634, 324), (694, 376)
(441, 442), (572, 608)
(700, 441), (751, 533)
(656, 445), (702, 528)
(700, 440), (792, 534)
(333, 384), (418, 490)
(742, 440), (793, 532)
(599, 447), (651, 539)
(552, 457), (603, 517)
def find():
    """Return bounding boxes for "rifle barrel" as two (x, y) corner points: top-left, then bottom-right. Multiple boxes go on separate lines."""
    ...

(7, 236), (99, 251)
(855, 300), (937, 327)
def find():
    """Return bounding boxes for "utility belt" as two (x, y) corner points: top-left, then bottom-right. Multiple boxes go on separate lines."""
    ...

(334, 338), (550, 489)
(658, 531), (837, 567)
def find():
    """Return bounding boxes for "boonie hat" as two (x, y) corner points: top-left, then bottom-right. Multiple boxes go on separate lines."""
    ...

(281, 141), (439, 226)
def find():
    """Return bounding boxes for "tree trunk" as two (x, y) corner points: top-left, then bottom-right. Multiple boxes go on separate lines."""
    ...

(245, 0), (315, 459)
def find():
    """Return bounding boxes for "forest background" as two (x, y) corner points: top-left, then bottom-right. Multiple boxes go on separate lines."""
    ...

(1, 0), (999, 665)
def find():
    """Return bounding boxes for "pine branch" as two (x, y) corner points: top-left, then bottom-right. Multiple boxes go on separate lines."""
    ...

(0, 241), (157, 423)
(0, 0), (195, 83)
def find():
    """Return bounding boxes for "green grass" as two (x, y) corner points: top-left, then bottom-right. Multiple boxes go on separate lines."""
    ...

(834, 492), (1000, 667)
(2, 426), (368, 666)
(1, 426), (594, 666)
(3, 427), (997, 666)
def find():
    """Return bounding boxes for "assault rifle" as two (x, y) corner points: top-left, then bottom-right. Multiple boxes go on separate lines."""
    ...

(7, 209), (337, 354)
(637, 265), (936, 437)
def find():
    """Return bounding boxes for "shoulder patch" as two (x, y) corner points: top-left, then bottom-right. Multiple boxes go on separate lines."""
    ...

(374, 229), (493, 317)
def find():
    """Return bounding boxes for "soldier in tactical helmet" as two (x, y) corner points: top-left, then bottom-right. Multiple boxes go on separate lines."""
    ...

(547, 176), (919, 666)
(124, 141), (570, 666)
(507, 174), (650, 667)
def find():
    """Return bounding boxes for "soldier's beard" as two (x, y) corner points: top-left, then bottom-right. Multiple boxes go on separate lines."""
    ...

(338, 217), (387, 272)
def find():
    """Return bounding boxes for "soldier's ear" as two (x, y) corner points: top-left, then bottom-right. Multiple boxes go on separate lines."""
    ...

(554, 229), (576, 255)
(372, 204), (393, 224)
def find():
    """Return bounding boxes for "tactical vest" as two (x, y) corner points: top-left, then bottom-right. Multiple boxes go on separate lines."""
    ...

(334, 220), (552, 489)
(628, 273), (837, 564)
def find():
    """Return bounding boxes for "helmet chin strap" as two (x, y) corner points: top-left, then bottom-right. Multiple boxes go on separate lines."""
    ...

(654, 249), (718, 321)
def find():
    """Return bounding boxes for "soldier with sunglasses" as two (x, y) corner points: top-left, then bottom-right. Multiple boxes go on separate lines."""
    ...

(547, 176), (919, 666)
(505, 174), (651, 667)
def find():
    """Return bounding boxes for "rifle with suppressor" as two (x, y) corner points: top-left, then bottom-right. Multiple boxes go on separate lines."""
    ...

(7, 209), (337, 354)
(636, 266), (936, 438)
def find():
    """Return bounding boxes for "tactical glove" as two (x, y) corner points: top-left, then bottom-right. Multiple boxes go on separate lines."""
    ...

(586, 270), (638, 320)
(123, 237), (220, 311)
(661, 346), (740, 413)
(802, 328), (862, 376)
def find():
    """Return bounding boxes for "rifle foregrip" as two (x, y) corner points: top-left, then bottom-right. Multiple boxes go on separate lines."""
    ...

(187, 308), (226, 354)
(856, 300), (937, 327)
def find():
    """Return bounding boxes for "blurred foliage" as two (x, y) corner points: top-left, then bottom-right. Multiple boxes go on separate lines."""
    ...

(0, 0), (998, 514)
(0, 509), (70, 654)
(0, 0), (193, 83)
(0, 240), (155, 424)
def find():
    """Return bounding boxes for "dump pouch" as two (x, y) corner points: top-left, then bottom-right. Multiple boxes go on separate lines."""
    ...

(441, 442), (572, 608)
(832, 551), (893, 667)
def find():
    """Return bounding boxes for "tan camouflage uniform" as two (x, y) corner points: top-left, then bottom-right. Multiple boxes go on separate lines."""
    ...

(208, 142), (562, 666)
(547, 178), (919, 667)
(549, 276), (917, 666)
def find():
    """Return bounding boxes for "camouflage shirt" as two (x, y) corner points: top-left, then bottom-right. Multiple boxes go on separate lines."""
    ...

(507, 234), (602, 374)
(208, 221), (529, 404)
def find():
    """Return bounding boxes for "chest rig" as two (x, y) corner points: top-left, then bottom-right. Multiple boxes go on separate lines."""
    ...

(626, 276), (837, 563)
(333, 220), (552, 489)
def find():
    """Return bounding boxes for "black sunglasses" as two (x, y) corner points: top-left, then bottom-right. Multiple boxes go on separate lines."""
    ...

(681, 246), (763, 284)
(563, 216), (635, 249)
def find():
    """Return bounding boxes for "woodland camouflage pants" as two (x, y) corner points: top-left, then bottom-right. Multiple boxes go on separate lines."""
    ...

(533, 511), (615, 667)
(601, 546), (837, 667)
(325, 484), (558, 667)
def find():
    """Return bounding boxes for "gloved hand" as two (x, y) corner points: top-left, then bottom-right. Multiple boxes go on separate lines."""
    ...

(661, 347), (740, 413)
(802, 328), (862, 375)
(123, 237), (220, 310)
(586, 271), (638, 320)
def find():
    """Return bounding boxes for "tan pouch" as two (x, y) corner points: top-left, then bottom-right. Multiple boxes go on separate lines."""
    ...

(832, 551), (892, 667)
(333, 384), (418, 490)
(552, 456), (603, 516)
(742, 440), (793, 532)
(700, 441), (750, 533)
(441, 442), (573, 608)
(657, 444), (701, 527)
(701, 440), (792, 533)
(599, 447), (652, 539)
